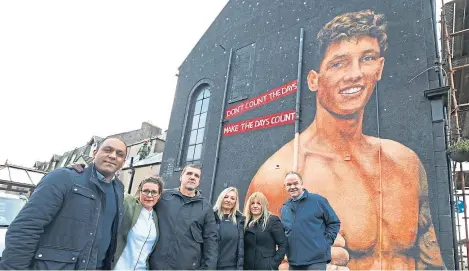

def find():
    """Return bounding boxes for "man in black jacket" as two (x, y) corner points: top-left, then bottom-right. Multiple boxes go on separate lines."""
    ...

(149, 164), (218, 270)
(0, 138), (127, 270)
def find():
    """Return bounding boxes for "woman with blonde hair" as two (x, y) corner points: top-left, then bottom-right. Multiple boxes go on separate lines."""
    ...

(213, 187), (245, 270)
(243, 192), (286, 270)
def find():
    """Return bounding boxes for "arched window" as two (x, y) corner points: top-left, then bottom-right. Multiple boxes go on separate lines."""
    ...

(185, 87), (211, 164)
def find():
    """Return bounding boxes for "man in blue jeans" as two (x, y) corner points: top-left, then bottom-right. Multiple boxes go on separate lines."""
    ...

(281, 171), (340, 270)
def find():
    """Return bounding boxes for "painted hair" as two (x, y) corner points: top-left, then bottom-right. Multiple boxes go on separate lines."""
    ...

(213, 187), (240, 224)
(317, 9), (388, 61)
(243, 192), (271, 231)
(136, 176), (164, 196)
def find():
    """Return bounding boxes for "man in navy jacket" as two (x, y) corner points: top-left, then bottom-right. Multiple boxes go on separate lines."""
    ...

(280, 171), (340, 270)
(0, 138), (126, 270)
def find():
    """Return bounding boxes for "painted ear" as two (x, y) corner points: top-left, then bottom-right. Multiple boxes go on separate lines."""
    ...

(307, 70), (319, 92)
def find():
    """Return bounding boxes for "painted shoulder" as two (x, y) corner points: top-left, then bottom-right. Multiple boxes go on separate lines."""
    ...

(378, 138), (420, 164)
(252, 138), (295, 182)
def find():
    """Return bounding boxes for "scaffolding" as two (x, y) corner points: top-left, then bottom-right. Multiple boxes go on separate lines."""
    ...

(0, 163), (45, 195)
(441, 0), (469, 269)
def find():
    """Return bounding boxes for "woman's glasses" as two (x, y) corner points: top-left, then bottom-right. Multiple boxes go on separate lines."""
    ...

(141, 189), (159, 196)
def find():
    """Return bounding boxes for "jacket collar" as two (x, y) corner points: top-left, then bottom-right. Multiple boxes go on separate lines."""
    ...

(88, 164), (124, 192)
(92, 164), (117, 183)
(286, 189), (309, 204)
(214, 210), (245, 224)
(169, 188), (204, 202)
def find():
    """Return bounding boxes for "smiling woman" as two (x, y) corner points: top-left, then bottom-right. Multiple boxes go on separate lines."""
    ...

(243, 192), (286, 270)
(213, 187), (245, 270)
(113, 176), (163, 270)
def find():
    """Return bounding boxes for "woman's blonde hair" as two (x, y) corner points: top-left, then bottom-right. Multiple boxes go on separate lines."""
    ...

(213, 187), (240, 224)
(243, 192), (271, 231)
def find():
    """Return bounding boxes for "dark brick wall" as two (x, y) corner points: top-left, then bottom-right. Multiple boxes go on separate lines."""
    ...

(160, 0), (455, 268)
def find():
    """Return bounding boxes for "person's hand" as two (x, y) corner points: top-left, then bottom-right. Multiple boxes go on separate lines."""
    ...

(278, 234), (349, 270)
(70, 163), (86, 173)
(327, 233), (349, 270)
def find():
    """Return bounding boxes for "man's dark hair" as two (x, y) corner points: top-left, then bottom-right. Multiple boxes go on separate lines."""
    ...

(285, 171), (303, 181)
(96, 137), (128, 155)
(317, 9), (388, 60)
(182, 163), (202, 174)
(138, 176), (164, 195)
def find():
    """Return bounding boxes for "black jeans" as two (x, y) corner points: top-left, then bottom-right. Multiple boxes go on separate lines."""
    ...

(289, 262), (327, 271)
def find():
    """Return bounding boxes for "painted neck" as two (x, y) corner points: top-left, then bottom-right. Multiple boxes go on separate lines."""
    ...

(306, 103), (367, 156)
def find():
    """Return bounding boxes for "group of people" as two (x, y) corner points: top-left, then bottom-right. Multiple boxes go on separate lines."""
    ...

(0, 137), (340, 270)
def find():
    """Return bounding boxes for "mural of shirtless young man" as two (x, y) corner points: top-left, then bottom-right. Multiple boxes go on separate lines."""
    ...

(247, 10), (446, 270)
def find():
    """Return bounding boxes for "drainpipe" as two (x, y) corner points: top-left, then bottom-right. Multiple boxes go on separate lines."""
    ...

(293, 28), (304, 171)
(209, 48), (234, 202)
(430, 0), (444, 86)
(127, 157), (135, 194)
(444, 106), (461, 270)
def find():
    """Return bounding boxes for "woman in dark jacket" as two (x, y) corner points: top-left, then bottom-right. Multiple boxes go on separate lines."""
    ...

(213, 187), (245, 270)
(243, 192), (287, 270)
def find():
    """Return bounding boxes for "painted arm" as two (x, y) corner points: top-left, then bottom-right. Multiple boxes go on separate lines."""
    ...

(416, 162), (446, 269)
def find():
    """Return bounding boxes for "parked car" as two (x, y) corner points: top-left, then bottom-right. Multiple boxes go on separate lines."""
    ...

(0, 193), (28, 260)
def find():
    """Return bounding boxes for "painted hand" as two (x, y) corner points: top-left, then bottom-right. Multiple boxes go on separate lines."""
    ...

(327, 233), (350, 270)
(278, 234), (349, 270)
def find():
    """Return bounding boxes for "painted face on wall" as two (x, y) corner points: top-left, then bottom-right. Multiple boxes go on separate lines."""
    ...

(139, 182), (160, 209)
(180, 166), (201, 191)
(308, 36), (385, 118)
(222, 190), (238, 212)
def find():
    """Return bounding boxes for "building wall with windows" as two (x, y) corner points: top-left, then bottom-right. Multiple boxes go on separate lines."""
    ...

(160, 0), (456, 268)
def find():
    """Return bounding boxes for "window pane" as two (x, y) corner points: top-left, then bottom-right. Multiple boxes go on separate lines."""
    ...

(201, 98), (210, 113)
(186, 145), (195, 162)
(203, 89), (211, 98)
(196, 91), (204, 101)
(193, 144), (202, 160)
(196, 128), (204, 144)
(194, 100), (203, 115)
(189, 130), (197, 145)
(192, 114), (200, 130)
(198, 112), (207, 128)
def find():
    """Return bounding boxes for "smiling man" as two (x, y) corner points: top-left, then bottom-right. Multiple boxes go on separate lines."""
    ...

(247, 10), (446, 270)
(0, 138), (127, 270)
(281, 171), (340, 271)
(149, 164), (218, 270)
